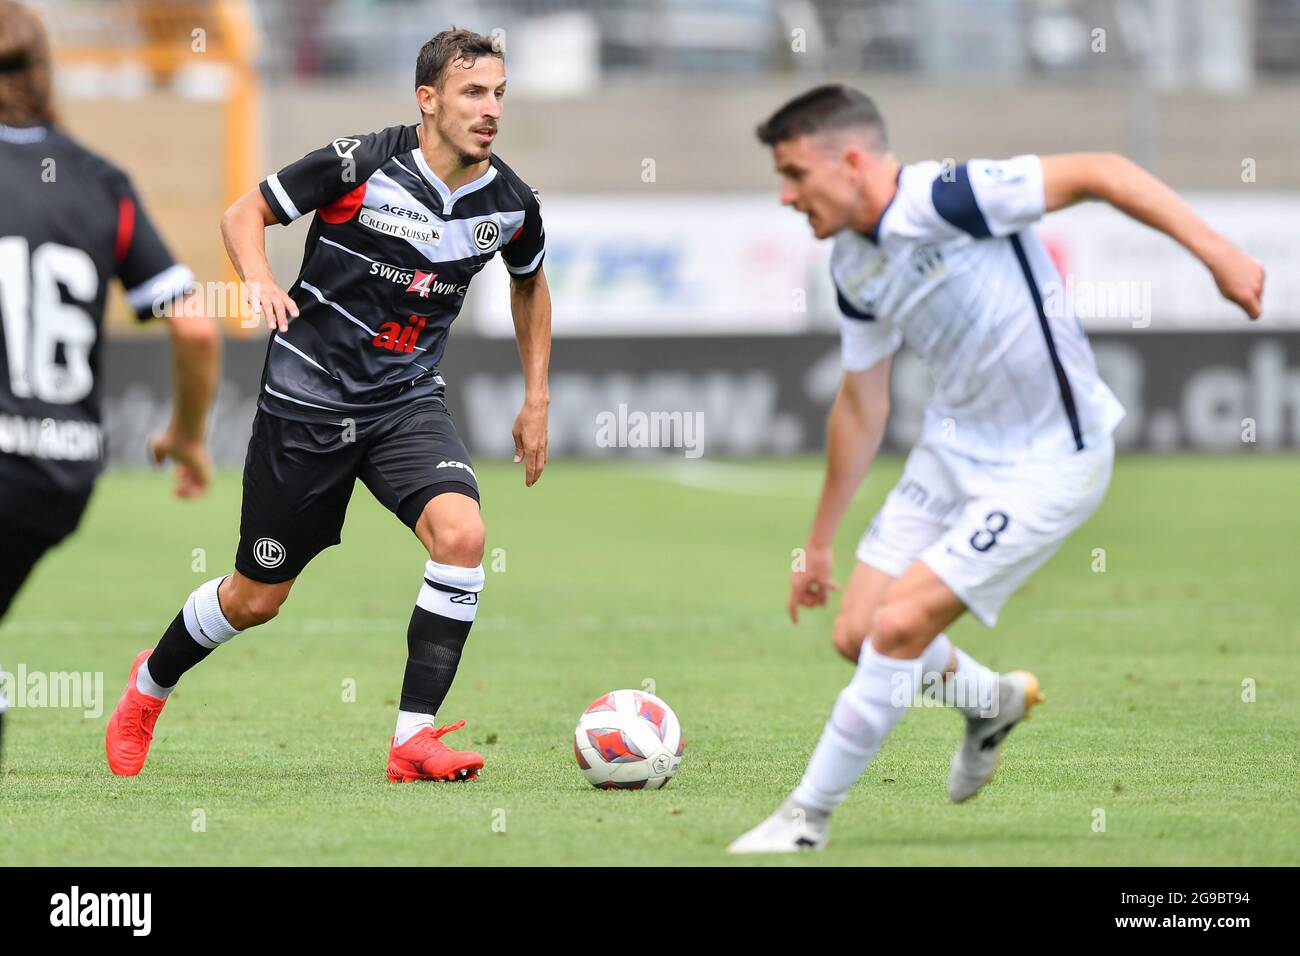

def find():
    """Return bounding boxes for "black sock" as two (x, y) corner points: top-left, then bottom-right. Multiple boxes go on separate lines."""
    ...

(144, 578), (240, 689)
(147, 610), (215, 688)
(399, 603), (472, 715)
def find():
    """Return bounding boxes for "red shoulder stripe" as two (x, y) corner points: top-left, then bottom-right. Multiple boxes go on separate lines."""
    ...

(114, 197), (136, 265)
(320, 182), (368, 224)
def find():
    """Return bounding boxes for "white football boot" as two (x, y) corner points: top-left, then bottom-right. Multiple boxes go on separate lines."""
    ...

(948, 670), (1044, 802)
(728, 799), (829, 853)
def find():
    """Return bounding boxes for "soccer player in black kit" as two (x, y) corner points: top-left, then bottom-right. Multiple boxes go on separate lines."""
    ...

(105, 29), (553, 782)
(0, 1), (219, 768)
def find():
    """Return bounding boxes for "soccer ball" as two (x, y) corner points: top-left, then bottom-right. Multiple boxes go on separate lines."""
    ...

(573, 689), (684, 790)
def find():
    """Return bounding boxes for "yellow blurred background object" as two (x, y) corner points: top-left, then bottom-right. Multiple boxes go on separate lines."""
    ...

(45, 0), (260, 333)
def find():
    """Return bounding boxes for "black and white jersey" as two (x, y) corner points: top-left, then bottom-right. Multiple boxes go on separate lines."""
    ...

(257, 125), (545, 423)
(0, 124), (193, 496)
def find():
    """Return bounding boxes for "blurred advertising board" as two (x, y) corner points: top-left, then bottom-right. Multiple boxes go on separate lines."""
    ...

(470, 192), (1299, 335)
(94, 332), (1300, 466)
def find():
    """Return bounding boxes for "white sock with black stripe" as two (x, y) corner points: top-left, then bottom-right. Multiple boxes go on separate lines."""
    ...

(393, 560), (484, 746)
(140, 576), (241, 697)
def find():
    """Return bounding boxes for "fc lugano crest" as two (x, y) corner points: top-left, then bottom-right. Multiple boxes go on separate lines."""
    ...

(472, 220), (500, 251)
(253, 537), (286, 569)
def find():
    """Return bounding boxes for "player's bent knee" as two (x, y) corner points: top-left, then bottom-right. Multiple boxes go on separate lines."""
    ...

(832, 612), (871, 662)
(871, 603), (927, 657)
(223, 580), (289, 630)
(430, 515), (486, 567)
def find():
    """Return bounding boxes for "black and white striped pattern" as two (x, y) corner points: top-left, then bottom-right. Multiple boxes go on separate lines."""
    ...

(255, 125), (545, 424)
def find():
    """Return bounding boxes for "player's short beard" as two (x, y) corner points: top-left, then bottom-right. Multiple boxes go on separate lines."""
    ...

(434, 105), (490, 167)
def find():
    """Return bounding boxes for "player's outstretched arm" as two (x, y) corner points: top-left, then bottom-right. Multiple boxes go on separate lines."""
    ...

(220, 188), (300, 333)
(790, 357), (892, 623)
(149, 291), (220, 498)
(1040, 153), (1265, 319)
(509, 265), (551, 487)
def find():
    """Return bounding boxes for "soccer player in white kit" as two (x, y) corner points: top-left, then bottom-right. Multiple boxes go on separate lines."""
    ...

(730, 85), (1264, 853)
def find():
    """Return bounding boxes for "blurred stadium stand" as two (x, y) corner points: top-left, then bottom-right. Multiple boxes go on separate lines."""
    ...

(30, 0), (1300, 458)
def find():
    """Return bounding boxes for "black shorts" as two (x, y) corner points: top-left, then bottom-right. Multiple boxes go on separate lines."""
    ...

(234, 399), (478, 584)
(0, 533), (60, 621)
(0, 482), (91, 621)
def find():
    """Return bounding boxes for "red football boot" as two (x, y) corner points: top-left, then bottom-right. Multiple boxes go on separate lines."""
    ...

(386, 720), (485, 782)
(105, 649), (168, 776)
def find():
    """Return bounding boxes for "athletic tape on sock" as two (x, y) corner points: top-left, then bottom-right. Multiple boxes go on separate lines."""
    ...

(416, 560), (484, 623)
(181, 576), (241, 650)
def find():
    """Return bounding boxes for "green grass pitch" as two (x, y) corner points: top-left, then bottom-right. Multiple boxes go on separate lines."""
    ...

(2, 455), (1297, 866)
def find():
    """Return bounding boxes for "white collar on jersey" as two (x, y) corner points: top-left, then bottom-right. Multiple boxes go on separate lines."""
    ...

(409, 147), (498, 214)
(0, 123), (47, 144)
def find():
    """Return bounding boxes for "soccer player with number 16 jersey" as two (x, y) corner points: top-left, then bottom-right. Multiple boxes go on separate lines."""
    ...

(0, 1), (218, 771)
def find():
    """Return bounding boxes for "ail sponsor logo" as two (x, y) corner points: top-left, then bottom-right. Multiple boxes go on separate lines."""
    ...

(358, 208), (441, 244)
(367, 262), (467, 298)
(372, 314), (428, 353)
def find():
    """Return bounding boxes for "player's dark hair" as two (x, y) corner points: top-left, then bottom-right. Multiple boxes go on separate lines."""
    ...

(0, 0), (56, 127)
(415, 27), (503, 91)
(756, 84), (887, 152)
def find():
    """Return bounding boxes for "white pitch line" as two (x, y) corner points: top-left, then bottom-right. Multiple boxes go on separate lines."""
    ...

(637, 460), (822, 498)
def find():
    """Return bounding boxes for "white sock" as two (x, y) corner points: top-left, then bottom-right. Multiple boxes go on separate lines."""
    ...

(791, 642), (929, 812)
(394, 710), (436, 746)
(0, 660), (7, 716)
(949, 647), (999, 719)
(415, 560), (484, 621)
(135, 660), (175, 699)
(181, 576), (241, 650)
(920, 633), (954, 678)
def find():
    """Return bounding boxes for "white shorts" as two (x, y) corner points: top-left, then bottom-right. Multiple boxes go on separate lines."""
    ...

(856, 436), (1115, 627)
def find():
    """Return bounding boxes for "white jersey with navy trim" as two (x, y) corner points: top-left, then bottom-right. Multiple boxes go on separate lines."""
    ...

(832, 155), (1125, 462)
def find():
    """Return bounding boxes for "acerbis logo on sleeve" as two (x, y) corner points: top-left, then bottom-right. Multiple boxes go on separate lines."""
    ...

(332, 137), (361, 158)
(253, 538), (286, 569)
(978, 162), (1025, 185)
